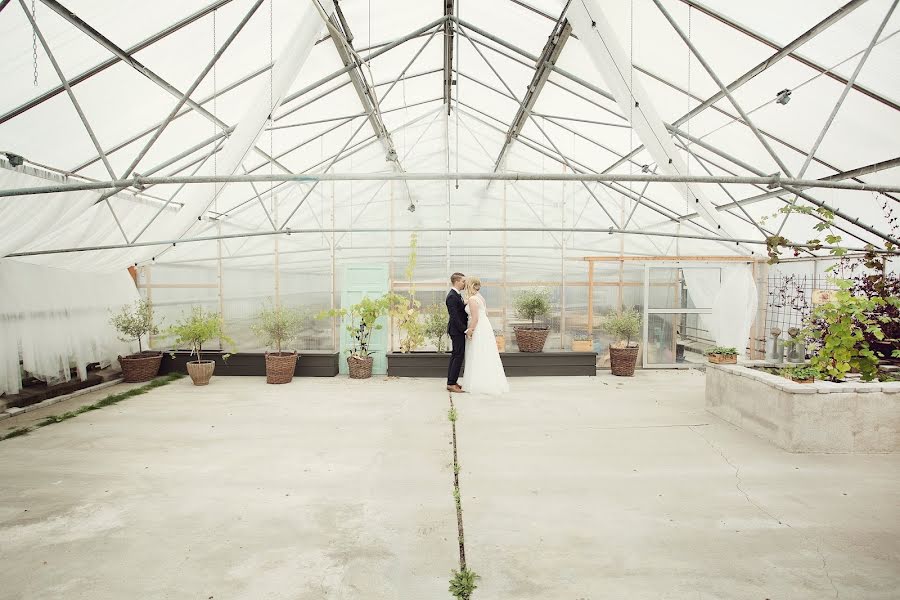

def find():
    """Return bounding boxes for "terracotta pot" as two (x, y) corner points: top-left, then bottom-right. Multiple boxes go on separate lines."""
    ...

(118, 351), (162, 382)
(514, 326), (550, 353)
(707, 353), (737, 364)
(572, 340), (594, 352)
(609, 345), (639, 376)
(186, 360), (215, 385)
(265, 352), (298, 384)
(347, 355), (374, 379)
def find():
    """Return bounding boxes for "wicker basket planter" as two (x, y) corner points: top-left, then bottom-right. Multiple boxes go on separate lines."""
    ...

(572, 339), (594, 353)
(609, 345), (639, 376)
(186, 360), (215, 386)
(348, 355), (374, 379)
(496, 335), (506, 353)
(707, 353), (737, 364)
(265, 352), (298, 384)
(514, 326), (550, 353)
(117, 351), (162, 382)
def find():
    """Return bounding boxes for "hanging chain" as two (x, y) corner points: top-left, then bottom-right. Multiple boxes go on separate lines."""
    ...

(31, 0), (38, 86)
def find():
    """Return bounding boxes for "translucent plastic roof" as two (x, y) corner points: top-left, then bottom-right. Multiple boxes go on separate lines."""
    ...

(1, 0), (898, 271)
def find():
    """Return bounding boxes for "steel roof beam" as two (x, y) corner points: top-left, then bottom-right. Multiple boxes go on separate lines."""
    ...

(444, 0), (455, 112)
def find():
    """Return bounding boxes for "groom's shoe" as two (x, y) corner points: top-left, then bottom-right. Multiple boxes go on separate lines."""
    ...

(447, 384), (464, 393)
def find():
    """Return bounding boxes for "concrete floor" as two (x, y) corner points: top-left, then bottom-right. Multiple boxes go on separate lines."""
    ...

(1, 371), (898, 599)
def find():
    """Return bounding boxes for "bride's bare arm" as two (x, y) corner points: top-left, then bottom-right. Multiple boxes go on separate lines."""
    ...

(466, 296), (479, 336)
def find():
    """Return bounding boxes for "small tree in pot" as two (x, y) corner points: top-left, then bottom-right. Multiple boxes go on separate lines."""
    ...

(600, 309), (641, 376)
(423, 303), (449, 352)
(168, 307), (235, 386)
(251, 303), (307, 384)
(320, 295), (391, 379)
(111, 299), (162, 382)
(513, 289), (551, 352)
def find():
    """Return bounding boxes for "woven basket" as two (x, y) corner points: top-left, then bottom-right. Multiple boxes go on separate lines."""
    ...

(117, 351), (162, 382)
(707, 353), (737, 364)
(348, 355), (374, 379)
(265, 352), (298, 384)
(186, 360), (215, 386)
(609, 345), (639, 376)
(514, 326), (550, 353)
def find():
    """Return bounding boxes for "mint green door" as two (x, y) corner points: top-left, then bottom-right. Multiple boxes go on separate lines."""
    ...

(340, 264), (390, 375)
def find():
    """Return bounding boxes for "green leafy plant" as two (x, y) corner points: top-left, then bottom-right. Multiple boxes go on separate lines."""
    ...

(802, 281), (896, 381)
(449, 568), (480, 600)
(250, 303), (307, 354)
(423, 303), (449, 352)
(600, 309), (641, 348)
(110, 299), (159, 353)
(388, 234), (426, 353)
(705, 346), (737, 356)
(573, 331), (593, 342)
(168, 306), (235, 363)
(780, 365), (820, 382)
(513, 288), (551, 328)
(319, 295), (392, 360)
(764, 205), (846, 265)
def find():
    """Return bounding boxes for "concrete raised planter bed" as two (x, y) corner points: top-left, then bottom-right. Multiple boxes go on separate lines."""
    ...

(387, 351), (597, 378)
(159, 351), (339, 378)
(705, 362), (900, 453)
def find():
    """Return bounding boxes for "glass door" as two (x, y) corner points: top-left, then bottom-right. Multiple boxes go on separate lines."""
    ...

(642, 264), (721, 368)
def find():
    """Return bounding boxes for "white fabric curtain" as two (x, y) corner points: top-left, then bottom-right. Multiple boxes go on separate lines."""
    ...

(683, 264), (758, 354)
(0, 260), (139, 395)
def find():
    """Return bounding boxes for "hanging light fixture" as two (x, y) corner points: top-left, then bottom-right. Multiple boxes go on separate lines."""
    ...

(775, 89), (792, 105)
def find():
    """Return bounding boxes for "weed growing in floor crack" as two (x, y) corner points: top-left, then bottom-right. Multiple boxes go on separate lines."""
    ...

(449, 568), (480, 600)
(1, 373), (185, 443)
(454, 463), (460, 476)
(448, 407), (457, 422)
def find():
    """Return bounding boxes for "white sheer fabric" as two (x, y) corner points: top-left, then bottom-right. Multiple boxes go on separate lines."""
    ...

(0, 260), (139, 395)
(683, 264), (758, 354)
(462, 294), (509, 395)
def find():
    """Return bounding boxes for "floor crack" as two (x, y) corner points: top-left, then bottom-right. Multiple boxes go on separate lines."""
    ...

(817, 541), (839, 599)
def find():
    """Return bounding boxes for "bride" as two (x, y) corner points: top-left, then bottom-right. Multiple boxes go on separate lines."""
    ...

(462, 277), (509, 395)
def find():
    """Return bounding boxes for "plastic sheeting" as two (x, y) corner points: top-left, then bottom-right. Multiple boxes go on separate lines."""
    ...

(0, 260), (139, 395)
(683, 264), (758, 353)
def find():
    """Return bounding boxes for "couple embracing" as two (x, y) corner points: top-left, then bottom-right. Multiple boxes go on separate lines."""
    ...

(445, 272), (509, 395)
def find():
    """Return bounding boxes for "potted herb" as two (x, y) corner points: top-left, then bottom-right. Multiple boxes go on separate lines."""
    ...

(600, 309), (641, 376)
(513, 289), (551, 352)
(705, 346), (738, 364)
(168, 307), (235, 386)
(251, 304), (307, 384)
(572, 331), (594, 353)
(423, 303), (450, 352)
(110, 299), (163, 382)
(494, 328), (506, 353)
(780, 365), (819, 384)
(320, 295), (391, 379)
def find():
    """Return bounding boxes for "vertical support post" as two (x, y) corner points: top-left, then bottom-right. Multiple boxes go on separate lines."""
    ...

(330, 179), (337, 351)
(502, 180), (508, 334)
(587, 259), (594, 335)
(389, 179), (395, 352)
(217, 219), (224, 349)
(274, 193), (280, 307)
(145, 266), (154, 348)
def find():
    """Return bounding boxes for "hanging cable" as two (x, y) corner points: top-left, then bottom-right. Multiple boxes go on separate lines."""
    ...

(455, 0), (460, 189)
(31, 0), (38, 86)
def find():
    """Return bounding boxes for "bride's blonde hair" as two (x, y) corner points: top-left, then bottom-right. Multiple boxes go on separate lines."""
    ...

(465, 276), (482, 299)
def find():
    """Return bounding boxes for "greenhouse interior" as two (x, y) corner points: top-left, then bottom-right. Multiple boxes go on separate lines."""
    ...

(1, 0), (899, 598)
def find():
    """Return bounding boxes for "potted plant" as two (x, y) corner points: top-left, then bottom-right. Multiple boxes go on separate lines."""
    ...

(423, 303), (450, 352)
(111, 299), (163, 382)
(572, 331), (594, 352)
(251, 303), (307, 384)
(513, 289), (551, 352)
(705, 346), (738, 364)
(168, 307), (235, 386)
(320, 295), (391, 379)
(494, 329), (506, 353)
(780, 365), (819, 384)
(600, 309), (641, 376)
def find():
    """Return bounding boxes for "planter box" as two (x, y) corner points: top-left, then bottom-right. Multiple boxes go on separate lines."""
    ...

(707, 353), (737, 364)
(387, 351), (597, 378)
(159, 351), (339, 378)
(706, 362), (900, 453)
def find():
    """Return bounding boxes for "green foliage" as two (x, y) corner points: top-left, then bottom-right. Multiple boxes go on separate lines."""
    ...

(802, 282), (897, 381)
(600, 309), (642, 348)
(765, 205), (849, 265)
(250, 303), (307, 353)
(573, 331), (593, 341)
(448, 407), (458, 422)
(168, 307), (235, 363)
(448, 568), (480, 600)
(513, 288), (551, 327)
(110, 299), (159, 353)
(705, 346), (737, 356)
(319, 295), (392, 359)
(423, 303), (449, 352)
(386, 234), (427, 353)
(779, 365), (820, 381)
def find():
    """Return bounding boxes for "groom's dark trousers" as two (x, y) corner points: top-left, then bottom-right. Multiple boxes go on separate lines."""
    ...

(446, 289), (467, 386)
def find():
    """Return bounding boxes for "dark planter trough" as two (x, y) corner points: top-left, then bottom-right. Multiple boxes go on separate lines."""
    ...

(387, 351), (597, 378)
(159, 351), (339, 378)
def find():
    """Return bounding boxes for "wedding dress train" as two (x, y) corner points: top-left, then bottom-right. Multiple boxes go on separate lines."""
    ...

(462, 294), (509, 394)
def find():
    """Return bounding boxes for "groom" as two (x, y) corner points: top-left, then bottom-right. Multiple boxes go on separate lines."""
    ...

(446, 272), (469, 393)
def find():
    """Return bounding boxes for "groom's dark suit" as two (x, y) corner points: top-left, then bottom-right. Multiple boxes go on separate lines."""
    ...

(446, 288), (467, 386)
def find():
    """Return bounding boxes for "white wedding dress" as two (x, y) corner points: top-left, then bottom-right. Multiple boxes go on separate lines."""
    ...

(463, 294), (509, 394)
